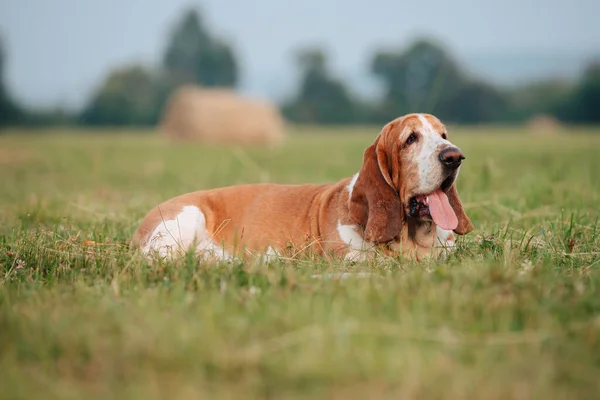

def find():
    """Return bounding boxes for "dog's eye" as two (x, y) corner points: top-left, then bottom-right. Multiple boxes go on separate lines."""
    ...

(406, 133), (418, 145)
(441, 133), (448, 140)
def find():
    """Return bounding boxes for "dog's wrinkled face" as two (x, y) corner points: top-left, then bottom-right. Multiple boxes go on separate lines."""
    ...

(391, 114), (464, 229)
(398, 114), (460, 195)
(349, 113), (473, 245)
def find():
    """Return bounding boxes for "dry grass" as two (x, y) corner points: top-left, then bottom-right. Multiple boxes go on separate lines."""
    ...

(160, 86), (286, 146)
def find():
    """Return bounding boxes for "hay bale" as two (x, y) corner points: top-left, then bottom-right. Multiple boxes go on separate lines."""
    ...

(159, 86), (286, 146)
(526, 114), (563, 136)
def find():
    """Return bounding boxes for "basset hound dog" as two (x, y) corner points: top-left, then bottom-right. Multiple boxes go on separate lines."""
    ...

(132, 113), (474, 262)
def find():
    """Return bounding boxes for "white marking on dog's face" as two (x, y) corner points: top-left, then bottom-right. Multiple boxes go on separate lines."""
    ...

(414, 114), (455, 194)
(143, 205), (232, 261)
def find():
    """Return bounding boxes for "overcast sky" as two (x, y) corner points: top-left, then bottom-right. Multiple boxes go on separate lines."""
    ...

(1, 0), (599, 110)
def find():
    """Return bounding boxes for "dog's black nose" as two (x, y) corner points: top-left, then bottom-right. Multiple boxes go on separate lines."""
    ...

(439, 147), (464, 169)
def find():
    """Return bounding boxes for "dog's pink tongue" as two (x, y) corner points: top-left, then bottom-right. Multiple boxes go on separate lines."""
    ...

(427, 189), (458, 231)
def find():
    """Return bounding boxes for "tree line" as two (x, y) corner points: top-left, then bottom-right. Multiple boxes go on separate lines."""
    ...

(1, 8), (598, 128)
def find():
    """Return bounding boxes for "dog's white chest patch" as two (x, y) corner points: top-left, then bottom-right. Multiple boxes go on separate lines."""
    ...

(338, 172), (373, 261)
(142, 205), (231, 261)
(337, 220), (372, 261)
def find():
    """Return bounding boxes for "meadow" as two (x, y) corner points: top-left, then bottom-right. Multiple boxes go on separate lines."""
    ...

(1, 125), (599, 399)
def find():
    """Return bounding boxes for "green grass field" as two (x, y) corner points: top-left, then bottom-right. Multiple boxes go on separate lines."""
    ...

(1, 125), (599, 399)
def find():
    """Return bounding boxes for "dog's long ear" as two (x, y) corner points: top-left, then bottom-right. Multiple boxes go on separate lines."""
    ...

(348, 135), (402, 244)
(447, 183), (474, 235)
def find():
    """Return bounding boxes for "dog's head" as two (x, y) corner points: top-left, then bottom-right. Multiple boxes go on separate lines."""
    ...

(348, 113), (474, 244)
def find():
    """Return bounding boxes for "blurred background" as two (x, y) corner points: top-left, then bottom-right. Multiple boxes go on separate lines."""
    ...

(0, 0), (598, 133)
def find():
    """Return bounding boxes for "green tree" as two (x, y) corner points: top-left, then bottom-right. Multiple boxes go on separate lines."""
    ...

(371, 38), (514, 124)
(444, 81), (509, 124)
(283, 48), (356, 124)
(371, 39), (466, 121)
(565, 61), (600, 123)
(504, 79), (572, 122)
(162, 8), (238, 88)
(79, 65), (164, 126)
(0, 35), (23, 126)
